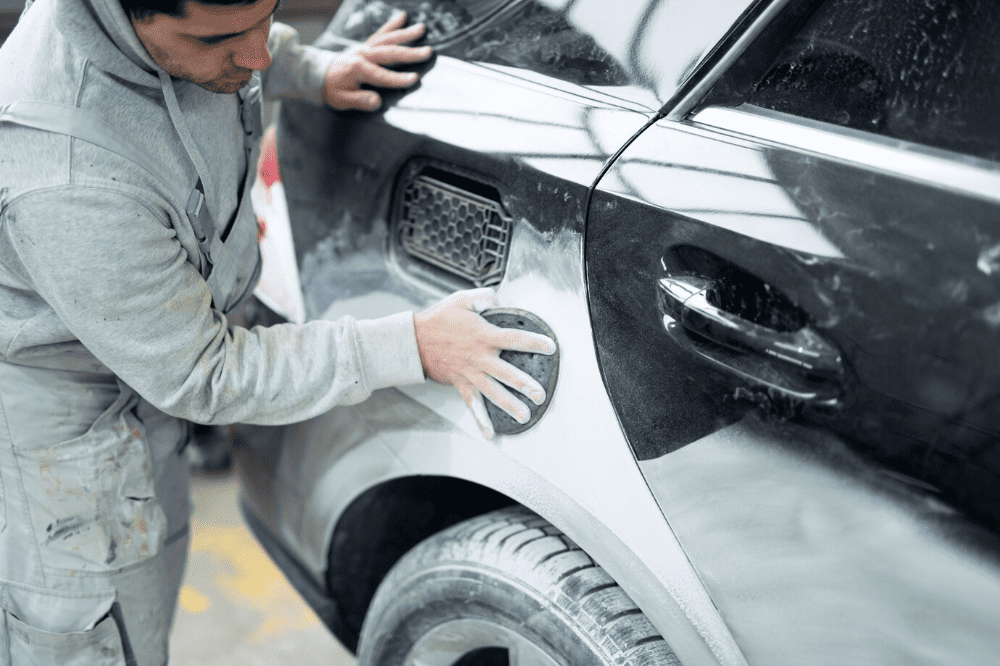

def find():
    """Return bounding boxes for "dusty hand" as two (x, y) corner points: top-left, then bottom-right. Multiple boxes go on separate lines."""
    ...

(414, 288), (557, 440)
(323, 11), (432, 111)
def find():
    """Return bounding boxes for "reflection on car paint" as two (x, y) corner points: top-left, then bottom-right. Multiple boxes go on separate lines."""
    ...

(328, 0), (767, 108)
(599, 117), (844, 257)
(592, 110), (1000, 523)
(696, 105), (1000, 205)
(380, 59), (644, 184)
(639, 415), (1000, 666)
(332, 0), (514, 44)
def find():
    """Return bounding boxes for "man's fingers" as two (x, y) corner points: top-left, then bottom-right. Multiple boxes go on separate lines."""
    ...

(328, 89), (381, 111)
(458, 384), (495, 440)
(358, 59), (421, 89)
(462, 287), (498, 313)
(474, 374), (531, 425)
(481, 357), (546, 405)
(437, 287), (496, 313)
(487, 327), (557, 355)
(359, 44), (433, 66)
(370, 10), (407, 38)
(368, 22), (427, 47)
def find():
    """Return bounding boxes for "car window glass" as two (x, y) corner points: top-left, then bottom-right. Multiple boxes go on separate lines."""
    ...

(747, 0), (1000, 161)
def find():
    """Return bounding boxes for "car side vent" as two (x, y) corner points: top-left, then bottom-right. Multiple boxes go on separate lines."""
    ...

(394, 166), (511, 288)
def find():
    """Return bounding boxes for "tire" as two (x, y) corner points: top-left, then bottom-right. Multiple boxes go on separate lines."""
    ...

(357, 506), (680, 666)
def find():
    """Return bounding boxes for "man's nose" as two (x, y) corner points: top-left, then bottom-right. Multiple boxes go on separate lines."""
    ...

(232, 30), (272, 71)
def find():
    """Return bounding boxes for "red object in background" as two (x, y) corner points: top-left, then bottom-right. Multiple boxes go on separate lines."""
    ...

(258, 128), (281, 188)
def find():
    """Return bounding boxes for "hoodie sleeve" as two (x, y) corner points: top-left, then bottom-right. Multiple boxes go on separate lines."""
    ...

(0, 186), (425, 426)
(262, 22), (340, 105)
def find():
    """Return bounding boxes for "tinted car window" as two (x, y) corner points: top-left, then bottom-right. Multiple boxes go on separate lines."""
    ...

(748, 0), (1000, 161)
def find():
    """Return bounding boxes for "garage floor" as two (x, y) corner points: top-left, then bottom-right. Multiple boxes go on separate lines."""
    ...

(169, 472), (357, 666)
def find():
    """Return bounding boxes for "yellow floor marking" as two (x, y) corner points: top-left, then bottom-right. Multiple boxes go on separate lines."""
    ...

(179, 585), (212, 614)
(189, 518), (320, 641)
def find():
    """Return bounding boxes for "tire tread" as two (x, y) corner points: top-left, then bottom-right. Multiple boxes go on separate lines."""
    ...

(361, 506), (681, 666)
(451, 507), (678, 664)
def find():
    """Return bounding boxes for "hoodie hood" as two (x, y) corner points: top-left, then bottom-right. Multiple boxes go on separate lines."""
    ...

(46, 0), (239, 237)
(54, 0), (163, 88)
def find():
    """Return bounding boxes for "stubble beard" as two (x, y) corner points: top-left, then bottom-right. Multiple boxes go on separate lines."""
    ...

(148, 43), (252, 94)
(194, 69), (254, 94)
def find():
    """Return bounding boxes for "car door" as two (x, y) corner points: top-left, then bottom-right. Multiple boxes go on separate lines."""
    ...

(586, 0), (1000, 663)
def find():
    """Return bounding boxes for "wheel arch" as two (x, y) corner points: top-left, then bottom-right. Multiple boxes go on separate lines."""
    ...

(276, 383), (746, 666)
(325, 474), (517, 652)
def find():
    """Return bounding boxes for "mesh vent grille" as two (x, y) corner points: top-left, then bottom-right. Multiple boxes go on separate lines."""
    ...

(398, 175), (510, 287)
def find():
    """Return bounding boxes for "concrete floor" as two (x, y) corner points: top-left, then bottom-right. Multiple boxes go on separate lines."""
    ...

(169, 473), (357, 666)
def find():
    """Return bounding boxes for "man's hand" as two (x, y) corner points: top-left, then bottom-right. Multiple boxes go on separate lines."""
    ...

(323, 11), (432, 111)
(414, 289), (557, 440)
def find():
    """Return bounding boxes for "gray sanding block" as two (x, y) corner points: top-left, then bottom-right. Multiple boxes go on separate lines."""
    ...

(481, 308), (559, 435)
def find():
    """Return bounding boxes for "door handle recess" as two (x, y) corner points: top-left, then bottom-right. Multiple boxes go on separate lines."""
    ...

(657, 275), (844, 407)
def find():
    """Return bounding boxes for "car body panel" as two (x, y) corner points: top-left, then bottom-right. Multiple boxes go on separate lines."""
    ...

(330, 0), (765, 111)
(240, 42), (752, 666)
(276, 53), (649, 320)
(589, 106), (1000, 507)
(639, 416), (1000, 666)
(241, 0), (1000, 663)
(528, 0), (764, 107)
(586, 79), (1000, 665)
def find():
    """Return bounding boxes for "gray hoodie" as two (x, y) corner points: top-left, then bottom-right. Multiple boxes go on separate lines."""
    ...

(0, 0), (425, 438)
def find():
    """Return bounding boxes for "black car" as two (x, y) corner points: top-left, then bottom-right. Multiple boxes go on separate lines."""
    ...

(1, 0), (22, 43)
(239, 1), (1000, 664)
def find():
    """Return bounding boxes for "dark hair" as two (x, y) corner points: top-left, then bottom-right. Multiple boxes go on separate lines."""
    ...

(121, 0), (257, 21)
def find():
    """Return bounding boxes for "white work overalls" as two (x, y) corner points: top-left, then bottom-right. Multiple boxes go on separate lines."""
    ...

(0, 78), (263, 666)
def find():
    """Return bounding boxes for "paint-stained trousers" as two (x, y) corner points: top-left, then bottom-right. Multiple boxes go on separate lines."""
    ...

(0, 362), (191, 666)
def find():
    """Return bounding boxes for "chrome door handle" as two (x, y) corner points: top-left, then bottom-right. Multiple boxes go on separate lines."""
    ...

(657, 275), (845, 406)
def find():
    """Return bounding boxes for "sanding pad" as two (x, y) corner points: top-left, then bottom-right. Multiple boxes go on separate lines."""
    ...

(481, 308), (559, 435)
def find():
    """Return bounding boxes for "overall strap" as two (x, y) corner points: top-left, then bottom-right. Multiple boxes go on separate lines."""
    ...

(238, 76), (263, 165)
(0, 100), (221, 278)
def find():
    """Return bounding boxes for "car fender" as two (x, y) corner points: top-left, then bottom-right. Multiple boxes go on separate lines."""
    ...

(257, 218), (749, 666)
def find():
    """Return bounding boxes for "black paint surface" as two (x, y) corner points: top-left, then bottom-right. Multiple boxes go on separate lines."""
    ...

(587, 128), (1000, 531)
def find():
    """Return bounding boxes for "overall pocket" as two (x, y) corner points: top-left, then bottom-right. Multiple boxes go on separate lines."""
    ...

(2, 607), (131, 666)
(12, 391), (167, 575)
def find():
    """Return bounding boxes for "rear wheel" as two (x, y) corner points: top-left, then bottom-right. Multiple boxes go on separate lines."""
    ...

(357, 506), (679, 666)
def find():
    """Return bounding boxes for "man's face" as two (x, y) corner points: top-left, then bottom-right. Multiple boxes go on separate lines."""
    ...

(131, 0), (279, 94)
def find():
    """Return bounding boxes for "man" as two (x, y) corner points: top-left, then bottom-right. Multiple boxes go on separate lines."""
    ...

(0, 0), (554, 662)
